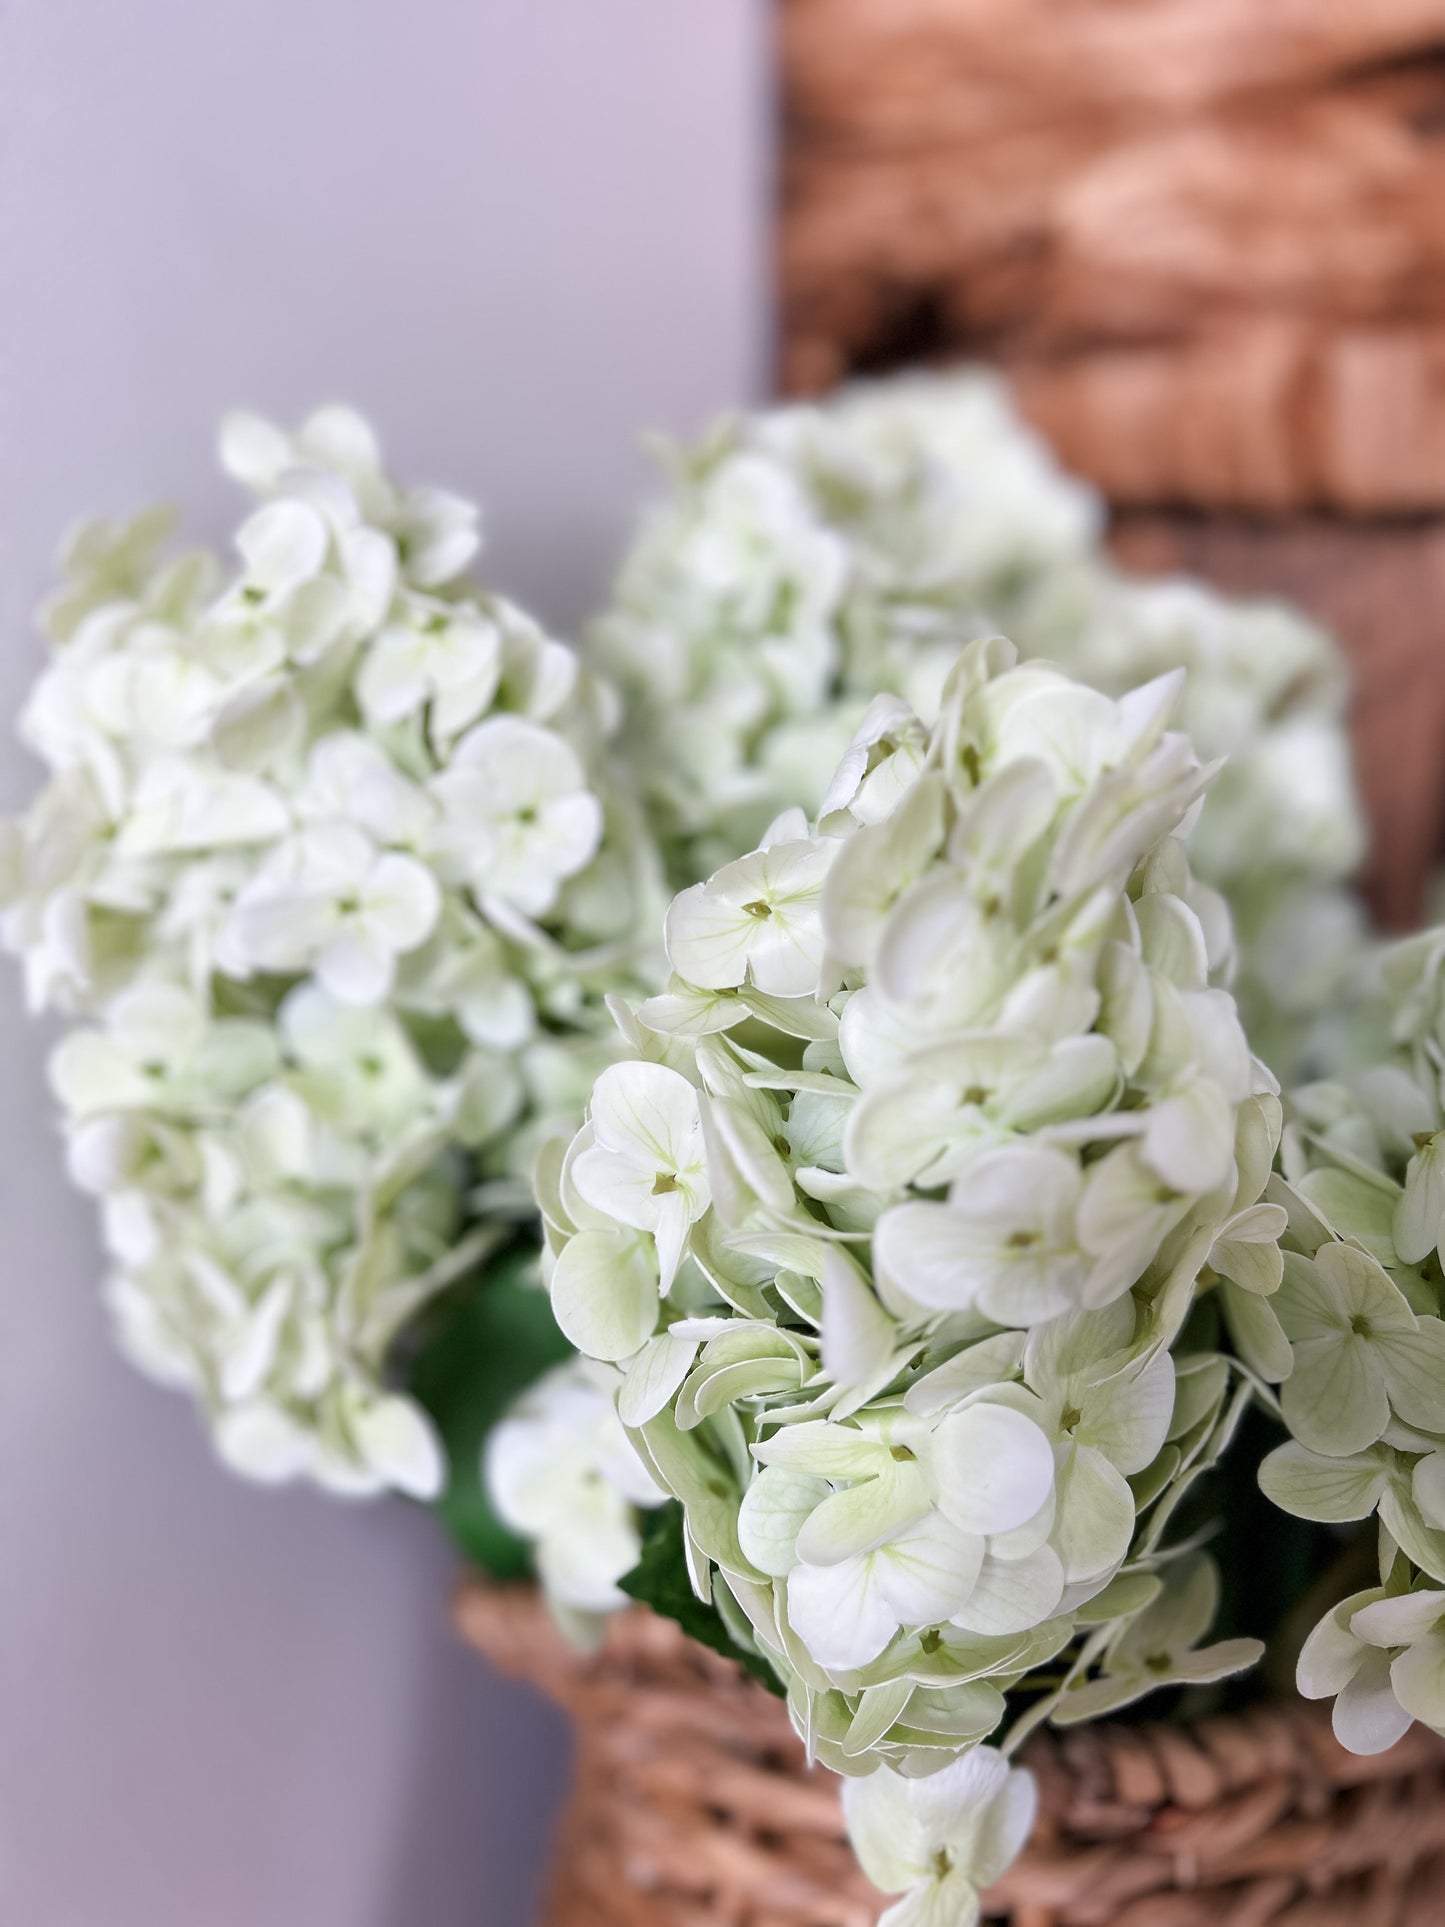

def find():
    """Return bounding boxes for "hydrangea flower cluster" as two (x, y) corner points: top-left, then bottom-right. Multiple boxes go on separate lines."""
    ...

(1, 408), (661, 1497)
(530, 638), (1277, 1916)
(1257, 928), (1445, 1754)
(484, 1357), (664, 1643)
(590, 372), (1100, 878)
(1010, 566), (1365, 1077)
(589, 372), (1365, 1076)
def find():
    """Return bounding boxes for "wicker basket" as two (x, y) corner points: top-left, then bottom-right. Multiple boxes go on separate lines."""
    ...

(778, 0), (1445, 930)
(457, 1583), (1445, 1927)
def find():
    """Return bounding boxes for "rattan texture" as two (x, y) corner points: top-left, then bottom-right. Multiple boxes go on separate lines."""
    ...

(456, 1583), (1445, 1927)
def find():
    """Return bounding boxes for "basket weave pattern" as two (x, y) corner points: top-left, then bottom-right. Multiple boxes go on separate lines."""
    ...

(457, 1583), (1445, 1927)
(779, 0), (1445, 932)
(780, 0), (1445, 515)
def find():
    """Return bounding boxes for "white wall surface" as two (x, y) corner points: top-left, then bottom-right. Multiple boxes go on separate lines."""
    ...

(0, 4), (766, 1921)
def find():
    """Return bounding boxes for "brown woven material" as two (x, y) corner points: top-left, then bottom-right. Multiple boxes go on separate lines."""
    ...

(456, 1582), (1445, 1926)
(780, 0), (1445, 515)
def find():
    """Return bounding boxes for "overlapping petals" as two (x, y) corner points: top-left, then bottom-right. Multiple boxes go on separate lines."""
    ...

(2, 406), (663, 1497)
(538, 638), (1273, 1916)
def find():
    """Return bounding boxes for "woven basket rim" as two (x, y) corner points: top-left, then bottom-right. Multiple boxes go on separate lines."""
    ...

(456, 1578), (1445, 1925)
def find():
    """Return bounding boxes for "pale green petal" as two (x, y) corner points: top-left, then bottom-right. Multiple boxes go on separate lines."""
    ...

(904, 1334), (1028, 1416)
(843, 1678), (918, 1758)
(840, 1768), (928, 1894)
(1258, 1441), (1390, 1522)
(1297, 1592), (1382, 1699)
(949, 1544), (1064, 1636)
(1299, 1169), (1401, 1267)
(1375, 1317), (1445, 1433)
(618, 1331), (699, 1427)
(1315, 1241), (1416, 1333)
(1389, 1633), (1445, 1732)
(1077, 1352), (1175, 1475)
(1280, 1336), (1389, 1457)
(349, 1392), (443, 1500)
(1378, 1486), (1445, 1586)
(1273, 1251), (1350, 1342)
(551, 1228), (660, 1362)
(1051, 1444), (1135, 1583)
(1350, 1589), (1445, 1648)
(1116, 1552), (1218, 1661)
(821, 1247), (897, 1389)
(753, 1420), (886, 1480)
(1414, 1452), (1445, 1530)
(796, 1465), (932, 1567)
(737, 1465), (830, 1578)
(1395, 1137), (1445, 1265)
(1333, 1649), (1414, 1755)
(1141, 1078), (1236, 1196)
(1220, 1281), (1294, 1384)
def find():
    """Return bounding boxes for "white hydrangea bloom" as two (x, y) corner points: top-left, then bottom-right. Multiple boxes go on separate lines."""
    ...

(485, 1357), (665, 1642)
(1012, 566), (1367, 1077)
(1257, 924), (1445, 1752)
(1297, 1585), (1445, 1755)
(841, 1747), (1036, 1927)
(3, 406), (664, 1498)
(539, 640), (1272, 1915)
(589, 370), (1365, 1079)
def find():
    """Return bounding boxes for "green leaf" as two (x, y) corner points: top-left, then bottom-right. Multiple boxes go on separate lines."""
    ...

(407, 1242), (572, 1579)
(619, 1502), (785, 1697)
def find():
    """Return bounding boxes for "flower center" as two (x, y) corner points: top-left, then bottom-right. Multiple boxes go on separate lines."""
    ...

(1007, 1230), (1039, 1250)
(890, 1445), (917, 1463)
(1350, 1313), (1372, 1338)
(742, 899), (772, 920)
(652, 1170), (679, 1195)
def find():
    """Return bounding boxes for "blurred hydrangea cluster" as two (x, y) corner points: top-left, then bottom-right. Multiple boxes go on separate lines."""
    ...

(1257, 929), (1445, 1755)
(589, 371), (1365, 1077)
(526, 639), (1277, 1913)
(1, 408), (661, 1497)
(484, 1356), (664, 1643)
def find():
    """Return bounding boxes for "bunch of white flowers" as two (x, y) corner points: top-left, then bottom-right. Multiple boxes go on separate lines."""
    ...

(1257, 928), (1445, 1754)
(590, 372), (1099, 878)
(484, 1357), (664, 1643)
(589, 371), (1365, 1076)
(1012, 565), (1366, 1077)
(529, 638), (1276, 1920)
(2, 408), (662, 1498)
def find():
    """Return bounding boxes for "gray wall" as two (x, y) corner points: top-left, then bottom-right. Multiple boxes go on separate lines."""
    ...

(0, 4), (766, 1921)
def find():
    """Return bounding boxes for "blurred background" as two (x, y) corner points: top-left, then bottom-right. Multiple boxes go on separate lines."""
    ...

(0, 3), (764, 1921)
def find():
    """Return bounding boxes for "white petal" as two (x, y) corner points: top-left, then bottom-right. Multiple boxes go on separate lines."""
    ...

(738, 1466), (832, 1578)
(932, 1405), (1057, 1537)
(550, 1228), (660, 1362)
(317, 926), (395, 1006)
(236, 498), (328, 594)
(363, 854), (442, 951)
(788, 1554), (900, 1672)
(350, 1392), (445, 1499)
(1333, 1650), (1414, 1755)
(821, 1247), (896, 1389)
